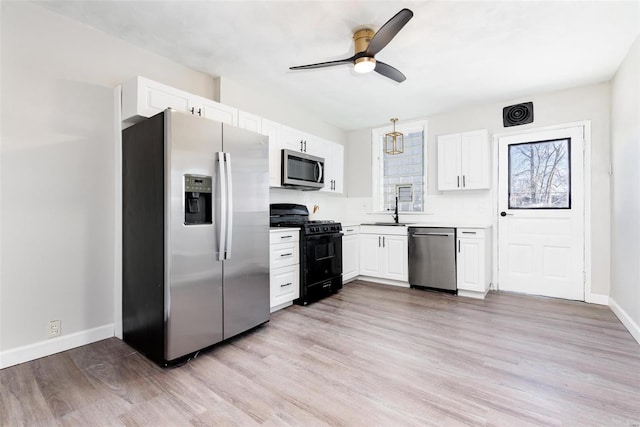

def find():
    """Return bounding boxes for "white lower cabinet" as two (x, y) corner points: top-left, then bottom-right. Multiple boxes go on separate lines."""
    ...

(270, 229), (300, 311)
(456, 227), (492, 298)
(342, 226), (359, 283)
(359, 227), (408, 282)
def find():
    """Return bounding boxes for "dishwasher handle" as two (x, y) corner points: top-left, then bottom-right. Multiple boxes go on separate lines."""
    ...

(411, 232), (454, 237)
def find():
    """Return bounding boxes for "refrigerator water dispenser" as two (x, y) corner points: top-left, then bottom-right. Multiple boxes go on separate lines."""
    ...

(184, 174), (212, 225)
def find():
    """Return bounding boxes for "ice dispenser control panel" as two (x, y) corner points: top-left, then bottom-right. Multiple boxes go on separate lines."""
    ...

(184, 175), (212, 225)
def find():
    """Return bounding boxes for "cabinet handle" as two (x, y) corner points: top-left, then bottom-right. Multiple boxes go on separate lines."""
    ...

(346, 229), (354, 232)
(383, 236), (386, 248)
(463, 175), (466, 187)
(378, 236), (381, 247)
(461, 231), (476, 235)
(280, 235), (293, 239)
(190, 107), (195, 115)
(304, 140), (307, 152)
(281, 282), (292, 287)
(300, 140), (304, 151)
(280, 253), (292, 257)
(458, 240), (461, 253)
(198, 108), (202, 116)
(457, 176), (460, 188)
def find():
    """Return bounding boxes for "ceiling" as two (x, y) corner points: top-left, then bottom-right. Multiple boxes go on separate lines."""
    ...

(36, 1), (639, 131)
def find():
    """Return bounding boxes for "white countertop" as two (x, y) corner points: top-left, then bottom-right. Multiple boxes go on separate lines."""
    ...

(346, 222), (492, 229)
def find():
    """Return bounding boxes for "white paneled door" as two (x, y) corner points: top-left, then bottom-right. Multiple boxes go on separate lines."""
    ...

(497, 125), (585, 300)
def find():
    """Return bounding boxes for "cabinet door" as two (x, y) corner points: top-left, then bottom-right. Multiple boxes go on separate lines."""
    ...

(342, 233), (359, 282)
(122, 76), (192, 121)
(457, 237), (483, 292)
(318, 140), (344, 194)
(437, 134), (462, 191)
(198, 98), (238, 126)
(382, 235), (408, 281)
(238, 111), (262, 133)
(281, 125), (307, 152)
(460, 130), (490, 189)
(359, 234), (382, 277)
(262, 118), (283, 187)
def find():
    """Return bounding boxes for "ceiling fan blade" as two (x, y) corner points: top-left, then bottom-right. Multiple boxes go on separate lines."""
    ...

(366, 8), (413, 56)
(374, 61), (406, 83)
(290, 57), (354, 70)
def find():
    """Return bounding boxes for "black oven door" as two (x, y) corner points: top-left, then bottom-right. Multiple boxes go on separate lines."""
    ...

(303, 232), (343, 286)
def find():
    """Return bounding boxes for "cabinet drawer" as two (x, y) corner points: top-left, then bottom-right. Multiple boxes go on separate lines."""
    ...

(457, 228), (485, 239)
(270, 230), (300, 245)
(270, 241), (299, 269)
(270, 264), (300, 306)
(342, 226), (359, 236)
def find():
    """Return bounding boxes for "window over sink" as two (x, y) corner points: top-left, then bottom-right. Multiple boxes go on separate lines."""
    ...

(371, 120), (427, 213)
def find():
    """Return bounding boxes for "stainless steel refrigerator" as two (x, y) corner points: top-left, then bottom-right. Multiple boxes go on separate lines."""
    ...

(122, 109), (270, 366)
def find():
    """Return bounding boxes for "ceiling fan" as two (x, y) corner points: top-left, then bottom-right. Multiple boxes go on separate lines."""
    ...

(289, 8), (414, 83)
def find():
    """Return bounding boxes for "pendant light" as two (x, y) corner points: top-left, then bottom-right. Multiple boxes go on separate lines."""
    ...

(384, 118), (404, 155)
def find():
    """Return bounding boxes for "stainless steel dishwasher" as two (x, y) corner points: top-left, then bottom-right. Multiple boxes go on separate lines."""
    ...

(408, 227), (457, 292)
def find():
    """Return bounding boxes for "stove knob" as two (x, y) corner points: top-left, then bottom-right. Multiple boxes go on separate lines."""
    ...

(323, 226), (328, 232)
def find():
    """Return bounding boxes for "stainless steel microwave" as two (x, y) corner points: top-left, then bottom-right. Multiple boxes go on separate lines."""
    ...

(281, 149), (325, 190)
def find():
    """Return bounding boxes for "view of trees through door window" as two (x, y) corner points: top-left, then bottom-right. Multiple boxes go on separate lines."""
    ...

(508, 138), (571, 209)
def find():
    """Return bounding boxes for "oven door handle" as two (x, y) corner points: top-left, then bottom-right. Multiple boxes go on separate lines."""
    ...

(304, 232), (343, 241)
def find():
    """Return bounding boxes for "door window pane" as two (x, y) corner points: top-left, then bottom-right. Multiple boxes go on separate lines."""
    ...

(508, 138), (571, 209)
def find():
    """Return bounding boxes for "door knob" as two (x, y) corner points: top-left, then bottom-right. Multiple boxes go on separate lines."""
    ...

(500, 211), (513, 217)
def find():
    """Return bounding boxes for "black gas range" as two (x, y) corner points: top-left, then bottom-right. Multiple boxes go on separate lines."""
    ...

(270, 204), (343, 305)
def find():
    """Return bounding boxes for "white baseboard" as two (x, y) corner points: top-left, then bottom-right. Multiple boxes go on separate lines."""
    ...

(357, 276), (410, 288)
(609, 298), (640, 345)
(585, 292), (609, 305)
(0, 324), (114, 369)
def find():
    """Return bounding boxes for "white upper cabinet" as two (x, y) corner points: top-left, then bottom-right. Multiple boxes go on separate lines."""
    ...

(317, 140), (344, 193)
(261, 118), (283, 188)
(122, 76), (191, 120)
(237, 110), (262, 133)
(121, 76), (344, 192)
(437, 129), (490, 191)
(121, 76), (238, 126)
(281, 125), (322, 157)
(197, 99), (238, 126)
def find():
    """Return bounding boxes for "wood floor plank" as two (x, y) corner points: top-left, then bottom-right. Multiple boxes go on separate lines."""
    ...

(2, 280), (639, 426)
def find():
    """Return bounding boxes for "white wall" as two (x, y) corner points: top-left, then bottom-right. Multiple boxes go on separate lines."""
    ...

(610, 35), (640, 343)
(0, 2), (217, 366)
(346, 83), (612, 297)
(0, 2), (343, 367)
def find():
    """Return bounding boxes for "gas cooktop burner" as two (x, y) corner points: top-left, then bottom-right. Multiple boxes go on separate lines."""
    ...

(269, 204), (341, 235)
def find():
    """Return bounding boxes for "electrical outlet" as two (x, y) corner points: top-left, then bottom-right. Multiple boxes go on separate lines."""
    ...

(48, 320), (61, 338)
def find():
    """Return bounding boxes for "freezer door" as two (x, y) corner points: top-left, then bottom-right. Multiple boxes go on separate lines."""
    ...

(221, 124), (270, 339)
(165, 110), (224, 361)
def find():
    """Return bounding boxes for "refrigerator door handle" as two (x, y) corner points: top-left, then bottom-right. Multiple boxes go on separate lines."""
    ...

(223, 153), (233, 259)
(217, 152), (227, 261)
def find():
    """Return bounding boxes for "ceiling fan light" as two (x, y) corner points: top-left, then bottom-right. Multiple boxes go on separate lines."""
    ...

(354, 57), (376, 73)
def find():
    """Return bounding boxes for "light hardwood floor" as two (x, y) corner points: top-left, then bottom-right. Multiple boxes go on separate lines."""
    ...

(2, 280), (640, 426)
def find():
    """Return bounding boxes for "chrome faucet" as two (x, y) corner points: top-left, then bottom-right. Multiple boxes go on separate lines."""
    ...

(392, 196), (399, 224)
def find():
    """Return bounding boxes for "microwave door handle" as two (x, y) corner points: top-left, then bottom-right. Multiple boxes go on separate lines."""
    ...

(315, 161), (323, 183)
(217, 152), (227, 261)
(223, 153), (233, 260)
